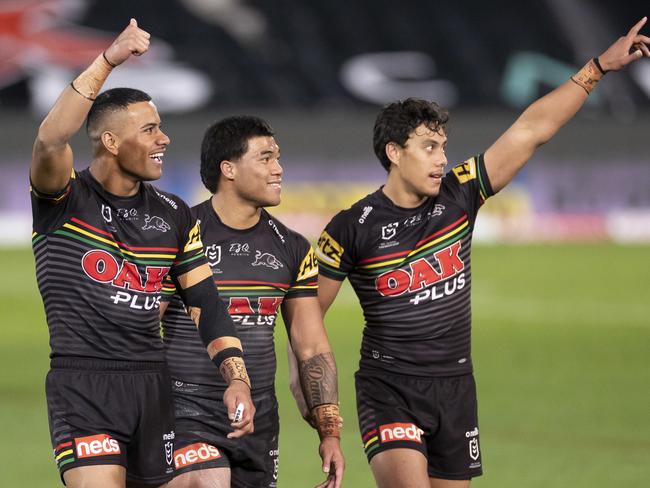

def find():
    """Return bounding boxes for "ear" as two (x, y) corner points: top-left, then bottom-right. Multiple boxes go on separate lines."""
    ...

(385, 142), (401, 167)
(100, 131), (119, 156)
(220, 160), (236, 181)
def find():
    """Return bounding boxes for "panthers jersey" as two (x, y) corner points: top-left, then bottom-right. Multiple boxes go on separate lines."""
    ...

(317, 155), (494, 377)
(162, 201), (318, 390)
(31, 168), (206, 362)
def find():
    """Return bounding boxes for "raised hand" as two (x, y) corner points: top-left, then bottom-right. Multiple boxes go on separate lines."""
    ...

(599, 16), (650, 71)
(104, 18), (151, 67)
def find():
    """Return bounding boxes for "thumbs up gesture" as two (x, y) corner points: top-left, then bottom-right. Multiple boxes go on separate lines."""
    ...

(103, 18), (151, 67)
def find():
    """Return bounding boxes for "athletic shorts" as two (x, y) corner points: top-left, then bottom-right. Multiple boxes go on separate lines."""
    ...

(46, 357), (175, 485)
(172, 381), (279, 488)
(356, 371), (482, 480)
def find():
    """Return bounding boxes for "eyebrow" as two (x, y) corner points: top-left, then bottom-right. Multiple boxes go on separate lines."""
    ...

(140, 122), (160, 130)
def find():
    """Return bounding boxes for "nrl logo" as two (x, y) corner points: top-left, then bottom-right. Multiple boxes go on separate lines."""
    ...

(469, 438), (480, 461)
(142, 214), (170, 233)
(252, 251), (283, 270)
(381, 222), (399, 240)
(205, 244), (221, 267)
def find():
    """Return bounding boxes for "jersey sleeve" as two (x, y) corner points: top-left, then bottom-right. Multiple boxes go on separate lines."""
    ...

(316, 210), (357, 281)
(285, 234), (319, 299)
(168, 200), (209, 279)
(30, 169), (77, 235)
(443, 153), (494, 222)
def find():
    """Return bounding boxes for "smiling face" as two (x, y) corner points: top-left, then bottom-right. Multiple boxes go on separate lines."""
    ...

(388, 123), (448, 198)
(227, 135), (282, 207)
(108, 101), (170, 182)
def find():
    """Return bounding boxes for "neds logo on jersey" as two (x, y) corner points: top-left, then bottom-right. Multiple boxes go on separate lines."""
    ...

(375, 241), (466, 304)
(81, 250), (169, 310)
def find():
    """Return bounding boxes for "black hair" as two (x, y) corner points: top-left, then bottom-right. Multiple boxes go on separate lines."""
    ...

(373, 98), (449, 171)
(86, 87), (152, 135)
(200, 115), (274, 194)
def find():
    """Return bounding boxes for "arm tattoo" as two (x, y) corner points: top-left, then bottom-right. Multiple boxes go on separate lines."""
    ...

(298, 352), (338, 410)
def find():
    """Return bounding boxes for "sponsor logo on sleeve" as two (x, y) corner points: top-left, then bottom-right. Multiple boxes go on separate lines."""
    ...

(183, 222), (203, 252)
(452, 158), (477, 183)
(296, 247), (318, 281)
(75, 434), (120, 458)
(174, 443), (221, 469)
(379, 423), (424, 444)
(316, 231), (343, 269)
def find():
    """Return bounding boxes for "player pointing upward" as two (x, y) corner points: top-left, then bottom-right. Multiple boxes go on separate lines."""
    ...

(30, 20), (253, 487)
(314, 17), (650, 488)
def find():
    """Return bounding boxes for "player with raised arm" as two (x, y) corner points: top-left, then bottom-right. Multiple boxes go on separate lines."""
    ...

(161, 116), (344, 488)
(30, 19), (253, 488)
(313, 18), (649, 488)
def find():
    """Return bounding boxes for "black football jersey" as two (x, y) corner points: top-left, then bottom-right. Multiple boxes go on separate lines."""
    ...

(317, 155), (494, 377)
(162, 201), (318, 390)
(31, 168), (207, 362)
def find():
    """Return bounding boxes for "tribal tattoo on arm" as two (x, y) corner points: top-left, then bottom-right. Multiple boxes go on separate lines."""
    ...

(299, 352), (340, 438)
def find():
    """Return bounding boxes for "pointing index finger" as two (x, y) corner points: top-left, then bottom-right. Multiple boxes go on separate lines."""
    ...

(628, 16), (647, 38)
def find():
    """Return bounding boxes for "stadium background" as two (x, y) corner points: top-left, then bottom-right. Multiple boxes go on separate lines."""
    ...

(1, 0), (648, 486)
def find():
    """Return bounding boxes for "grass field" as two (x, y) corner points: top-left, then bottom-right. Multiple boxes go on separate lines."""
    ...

(1, 244), (649, 487)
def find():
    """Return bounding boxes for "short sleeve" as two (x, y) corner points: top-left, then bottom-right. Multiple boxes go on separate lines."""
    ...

(285, 235), (318, 299)
(443, 153), (494, 222)
(169, 202), (209, 278)
(316, 210), (356, 281)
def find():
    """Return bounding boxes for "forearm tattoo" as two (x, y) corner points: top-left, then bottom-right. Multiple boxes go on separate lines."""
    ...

(219, 356), (251, 389)
(299, 352), (338, 409)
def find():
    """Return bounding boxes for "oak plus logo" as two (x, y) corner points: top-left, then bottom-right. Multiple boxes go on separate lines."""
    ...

(227, 296), (284, 326)
(75, 434), (120, 459)
(174, 443), (221, 470)
(375, 241), (466, 304)
(379, 423), (424, 444)
(142, 214), (170, 233)
(81, 250), (169, 310)
(252, 251), (283, 270)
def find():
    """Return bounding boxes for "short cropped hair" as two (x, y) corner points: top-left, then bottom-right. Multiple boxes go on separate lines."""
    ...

(373, 98), (449, 171)
(200, 115), (275, 194)
(86, 87), (152, 136)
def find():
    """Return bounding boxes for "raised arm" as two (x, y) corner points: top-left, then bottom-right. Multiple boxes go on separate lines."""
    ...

(30, 19), (150, 194)
(175, 263), (255, 438)
(484, 17), (650, 193)
(283, 296), (344, 488)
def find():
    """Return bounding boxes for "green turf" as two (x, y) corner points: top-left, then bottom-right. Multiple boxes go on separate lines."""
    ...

(1, 244), (648, 487)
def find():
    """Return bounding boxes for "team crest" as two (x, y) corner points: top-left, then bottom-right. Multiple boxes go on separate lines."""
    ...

(252, 251), (283, 270)
(142, 214), (170, 233)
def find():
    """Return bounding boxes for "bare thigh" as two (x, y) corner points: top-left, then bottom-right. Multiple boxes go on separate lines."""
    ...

(370, 448), (430, 488)
(63, 465), (126, 488)
(429, 477), (470, 488)
(166, 467), (231, 488)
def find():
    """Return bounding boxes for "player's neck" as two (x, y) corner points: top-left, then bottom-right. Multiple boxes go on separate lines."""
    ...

(89, 159), (140, 197)
(383, 174), (428, 209)
(210, 192), (262, 230)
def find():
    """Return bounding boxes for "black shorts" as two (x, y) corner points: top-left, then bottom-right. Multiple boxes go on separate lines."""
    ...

(46, 358), (175, 485)
(172, 381), (279, 488)
(355, 371), (482, 480)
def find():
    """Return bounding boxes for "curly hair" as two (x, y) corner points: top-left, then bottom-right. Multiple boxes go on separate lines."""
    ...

(373, 98), (449, 171)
